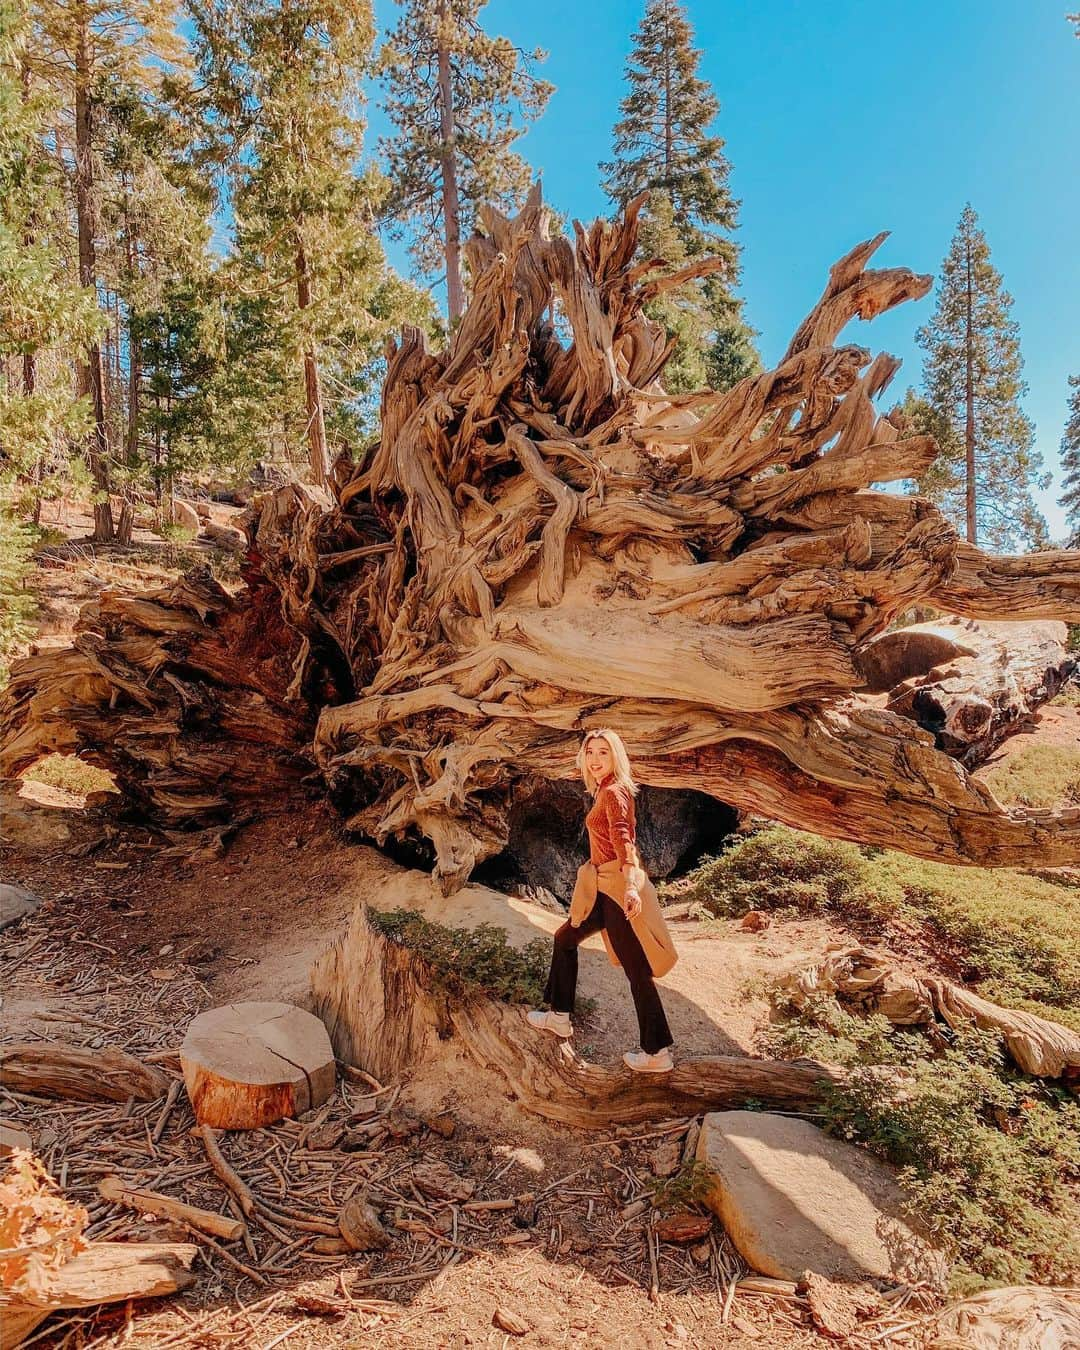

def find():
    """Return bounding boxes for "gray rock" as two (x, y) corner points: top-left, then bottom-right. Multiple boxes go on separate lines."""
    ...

(0, 883), (41, 930)
(697, 1110), (947, 1289)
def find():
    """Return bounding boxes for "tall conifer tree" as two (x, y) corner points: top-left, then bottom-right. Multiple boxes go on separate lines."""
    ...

(601, 0), (757, 391)
(189, 0), (429, 484)
(26, 0), (186, 537)
(915, 204), (1047, 551)
(1059, 376), (1080, 548)
(379, 0), (552, 323)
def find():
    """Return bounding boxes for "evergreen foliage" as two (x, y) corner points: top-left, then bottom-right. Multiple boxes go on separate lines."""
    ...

(1059, 375), (1080, 547)
(915, 204), (1048, 551)
(188, 0), (432, 481)
(601, 0), (757, 391)
(379, 0), (552, 321)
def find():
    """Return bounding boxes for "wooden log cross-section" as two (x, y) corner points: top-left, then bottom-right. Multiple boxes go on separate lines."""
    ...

(310, 902), (847, 1130)
(2, 185), (1079, 889)
(180, 1001), (336, 1129)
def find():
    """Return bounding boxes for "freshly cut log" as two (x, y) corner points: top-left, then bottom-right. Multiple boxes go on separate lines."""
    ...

(97, 1176), (244, 1241)
(3, 187), (1080, 884)
(781, 945), (1080, 1079)
(0, 1044), (168, 1103)
(180, 1001), (336, 1129)
(859, 617), (1076, 767)
(310, 903), (846, 1130)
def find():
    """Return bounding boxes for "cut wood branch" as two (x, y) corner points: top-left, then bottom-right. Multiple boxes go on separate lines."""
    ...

(97, 1176), (244, 1242)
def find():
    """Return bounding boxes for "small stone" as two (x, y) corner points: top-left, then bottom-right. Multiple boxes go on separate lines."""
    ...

(0, 883), (41, 931)
(412, 1160), (476, 1202)
(651, 1139), (682, 1178)
(0, 1122), (33, 1155)
(492, 1306), (530, 1336)
(338, 1194), (390, 1251)
(739, 910), (770, 932)
(798, 1270), (882, 1339)
(158, 944), (174, 956)
(653, 1210), (712, 1243)
(423, 1111), (456, 1138)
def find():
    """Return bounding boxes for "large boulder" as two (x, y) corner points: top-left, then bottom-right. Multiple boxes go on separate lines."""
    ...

(696, 1110), (947, 1289)
(478, 777), (737, 901)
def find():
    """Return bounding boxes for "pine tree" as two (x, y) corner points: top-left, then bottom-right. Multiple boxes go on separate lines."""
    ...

(1, 0), (103, 508)
(1059, 376), (1080, 548)
(915, 204), (1047, 551)
(189, 0), (429, 484)
(601, 0), (757, 391)
(379, 0), (552, 322)
(26, 0), (187, 537)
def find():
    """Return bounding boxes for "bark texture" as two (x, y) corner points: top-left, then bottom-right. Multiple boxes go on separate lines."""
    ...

(3, 189), (1080, 886)
(310, 902), (847, 1129)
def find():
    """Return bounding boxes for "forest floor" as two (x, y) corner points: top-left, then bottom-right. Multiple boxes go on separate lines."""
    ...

(2, 509), (1078, 1348)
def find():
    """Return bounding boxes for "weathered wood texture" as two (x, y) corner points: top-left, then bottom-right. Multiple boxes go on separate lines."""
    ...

(781, 944), (1080, 1080)
(858, 617), (1076, 767)
(180, 1001), (336, 1130)
(3, 188), (1079, 884)
(310, 902), (846, 1130)
(0, 1044), (169, 1103)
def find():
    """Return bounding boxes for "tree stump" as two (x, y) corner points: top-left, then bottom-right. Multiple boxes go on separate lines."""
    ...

(180, 1001), (336, 1129)
(310, 901), (847, 1130)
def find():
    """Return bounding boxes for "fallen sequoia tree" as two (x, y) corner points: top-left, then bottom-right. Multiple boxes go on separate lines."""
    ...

(3, 187), (1079, 891)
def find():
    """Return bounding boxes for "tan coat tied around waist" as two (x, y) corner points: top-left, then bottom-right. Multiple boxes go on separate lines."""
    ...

(570, 859), (678, 979)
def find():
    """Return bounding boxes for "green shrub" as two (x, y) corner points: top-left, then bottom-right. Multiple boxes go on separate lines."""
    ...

(0, 507), (37, 683)
(651, 1157), (712, 1213)
(367, 907), (551, 1006)
(981, 742), (1080, 808)
(672, 825), (1080, 1027)
(821, 1030), (1080, 1291)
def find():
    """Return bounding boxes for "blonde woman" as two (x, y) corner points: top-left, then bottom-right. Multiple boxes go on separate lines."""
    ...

(527, 729), (679, 1072)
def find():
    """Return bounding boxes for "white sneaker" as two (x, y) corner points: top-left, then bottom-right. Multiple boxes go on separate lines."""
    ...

(623, 1047), (674, 1073)
(526, 1009), (573, 1038)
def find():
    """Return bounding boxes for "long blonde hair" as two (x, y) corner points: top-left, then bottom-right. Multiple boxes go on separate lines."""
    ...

(577, 728), (639, 798)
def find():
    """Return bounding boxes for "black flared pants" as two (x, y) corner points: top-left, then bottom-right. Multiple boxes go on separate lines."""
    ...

(543, 894), (673, 1054)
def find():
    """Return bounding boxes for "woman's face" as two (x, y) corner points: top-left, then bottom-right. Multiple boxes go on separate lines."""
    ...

(585, 737), (615, 782)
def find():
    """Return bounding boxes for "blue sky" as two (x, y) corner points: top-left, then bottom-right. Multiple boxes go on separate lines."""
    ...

(368, 0), (1080, 541)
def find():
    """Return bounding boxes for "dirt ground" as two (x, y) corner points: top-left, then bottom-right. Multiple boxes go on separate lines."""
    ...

(2, 514), (1067, 1348)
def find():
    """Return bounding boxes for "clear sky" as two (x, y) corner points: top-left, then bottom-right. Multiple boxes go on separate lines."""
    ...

(368, 0), (1080, 542)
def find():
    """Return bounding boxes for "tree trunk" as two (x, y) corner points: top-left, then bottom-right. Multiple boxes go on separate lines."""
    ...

(74, 6), (112, 543)
(2, 189), (1079, 883)
(858, 616), (1076, 767)
(436, 0), (465, 323)
(295, 233), (331, 486)
(964, 238), (977, 545)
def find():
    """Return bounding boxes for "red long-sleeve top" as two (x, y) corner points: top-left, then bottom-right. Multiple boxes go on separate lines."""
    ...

(585, 778), (639, 868)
